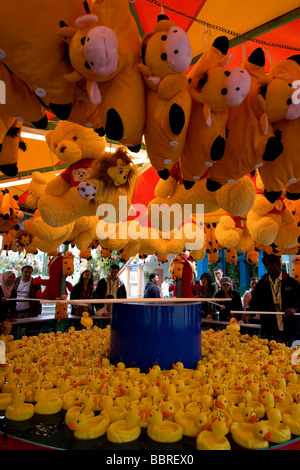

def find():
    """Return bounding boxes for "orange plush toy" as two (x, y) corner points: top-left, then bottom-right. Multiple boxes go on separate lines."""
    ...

(0, 120), (26, 177)
(179, 36), (251, 189)
(206, 48), (283, 191)
(58, 0), (145, 151)
(138, 14), (193, 180)
(257, 56), (300, 202)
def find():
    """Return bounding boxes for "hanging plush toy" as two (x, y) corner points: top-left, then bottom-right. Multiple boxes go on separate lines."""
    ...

(257, 56), (300, 202)
(55, 296), (68, 321)
(33, 254), (73, 300)
(62, 251), (74, 277)
(0, 0), (93, 119)
(0, 120), (26, 177)
(225, 248), (238, 264)
(206, 223), (221, 263)
(245, 244), (259, 265)
(215, 214), (254, 253)
(58, 0), (145, 151)
(138, 14), (193, 180)
(292, 256), (300, 282)
(26, 171), (57, 210)
(38, 120), (106, 228)
(169, 253), (200, 298)
(206, 48), (283, 191)
(179, 36), (251, 189)
(0, 191), (24, 233)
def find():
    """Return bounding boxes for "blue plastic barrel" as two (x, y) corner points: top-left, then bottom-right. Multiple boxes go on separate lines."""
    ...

(110, 302), (201, 372)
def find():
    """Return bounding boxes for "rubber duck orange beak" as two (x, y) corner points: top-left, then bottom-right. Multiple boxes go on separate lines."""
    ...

(68, 422), (76, 431)
(248, 414), (258, 423)
(216, 400), (225, 408)
(201, 423), (211, 431)
(263, 431), (272, 441)
(162, 411), (173, 418)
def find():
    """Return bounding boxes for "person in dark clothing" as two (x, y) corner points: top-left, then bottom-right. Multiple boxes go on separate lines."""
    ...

(0, 270), (17, 335)
(93, 264), (127, 313)
(199, 272), (218, 319)
(144, 273), (161, 298)
(249, 254), (300, 346)
(214, 276), (243, 322)
(14, 265), (42, 318)
(70, 269), (95, 316)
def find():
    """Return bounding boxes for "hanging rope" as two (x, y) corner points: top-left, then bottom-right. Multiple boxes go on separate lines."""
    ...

(144, 0), (300, 51)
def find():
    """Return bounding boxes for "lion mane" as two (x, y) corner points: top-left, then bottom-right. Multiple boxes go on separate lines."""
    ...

(89, 146), (138, 194)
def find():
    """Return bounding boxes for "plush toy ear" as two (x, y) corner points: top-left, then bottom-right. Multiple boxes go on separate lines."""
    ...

(45, 130), (53, 148)
(74, 14), (99, 29)
(86, 80), (102, 105)
(58, 25), (78, 39)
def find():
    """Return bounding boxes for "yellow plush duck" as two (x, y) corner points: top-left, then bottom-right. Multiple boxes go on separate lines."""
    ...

(5, 389), (35, 421)
(231, 420), (273, 449)
(196, 417), (231, 450)
(106, 408), (142, 443)
(68, 411), (110, 440)
(147, 409), (183, 443)
(265, 407), (291, 444)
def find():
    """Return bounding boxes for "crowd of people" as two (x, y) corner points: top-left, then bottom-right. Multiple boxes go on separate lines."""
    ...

(0, 254), (299, 346)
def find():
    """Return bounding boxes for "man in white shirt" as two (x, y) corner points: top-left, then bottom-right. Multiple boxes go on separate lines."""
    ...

(14, 265), (41, 318)
(161, 276), (170, 298)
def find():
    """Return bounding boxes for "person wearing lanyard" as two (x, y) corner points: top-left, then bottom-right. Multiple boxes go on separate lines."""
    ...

(249, 254), (300, 346)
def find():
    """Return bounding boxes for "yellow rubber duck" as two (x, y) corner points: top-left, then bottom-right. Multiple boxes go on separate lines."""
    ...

(226, 318), (240, 336)
(80, 312), (93, 330)
(65, 397), (95, 426)
(265, 407), (291, 444)
(196, 417), (231, 450)
(5, 389), (35, 421)
(231, 421), (273, 449)
(282, 402), (300, 436)
(229, 405), (259, 424)
(273, 388), (294, 415)
(0, 392), (13, 410)
(174, 410), (210, 437)
(147, 409), (183, 443)
(106, 409), (142, 443)
(68, 411), (110, 440)
(99, 395), (128, 423)
(34, 388), (63, 415)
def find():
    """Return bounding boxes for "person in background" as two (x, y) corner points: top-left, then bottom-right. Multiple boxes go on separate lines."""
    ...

(70, 269), (95, 316)
(242, 277), (259, 323)
(93, 264), (127, 314)
(0, 270), (17, 335)
(144, 273), (161, 298)
(199, 272), (218, 319)
(161, 276), (170, 298)
(214, 276), (243, 322)
(249, 254), (300, 346)
(14, 265), (42, 318)
(214, 267), (223, 290)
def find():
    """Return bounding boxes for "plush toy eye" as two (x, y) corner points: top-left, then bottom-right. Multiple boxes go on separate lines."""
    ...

(161, 53), (167, 61)
(287, 98), (292, 105)
(221, 88), (227, 95)
(224, 70), (230, 76)
(81, 37), (86, 46)
(84, 61), (90, 69)
(73, 136), (77, 141)
(119, 168), (123, 174)
(161, 35), (167, 41)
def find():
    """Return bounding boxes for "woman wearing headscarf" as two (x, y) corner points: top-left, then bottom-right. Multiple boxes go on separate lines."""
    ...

(0, 270), (17, 334)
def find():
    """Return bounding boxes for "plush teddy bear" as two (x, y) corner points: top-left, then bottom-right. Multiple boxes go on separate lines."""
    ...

(246, 173), (294, 246)
(215, 214), (254, 253)
(58, 0), (145, 151)
(179, 36), (251, 188)
(38, 120), (106, 227)
(206, 48), (283, 191)
(138, 14), (193, 180)
(26, 171), (57, 209)
(0, 120), (26, 177)
(0, 0), (93, 120)
(257, 56), (300, 203)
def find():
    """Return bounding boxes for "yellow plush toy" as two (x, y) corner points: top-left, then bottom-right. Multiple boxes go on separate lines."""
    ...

(38, 121), (106, 227)
(179, 36), (251, 188)
(215, 214), (254, 253)
(0, 0), (93, 119)
(26, 171), (57, 210)
(246, 173), (294, 246)
(258, 56), (300, 203)
(206, 48), (283, 191)
(58, 0), (145, 151)
(138, 14), (193, 179)
(0, 120), (26, 177)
